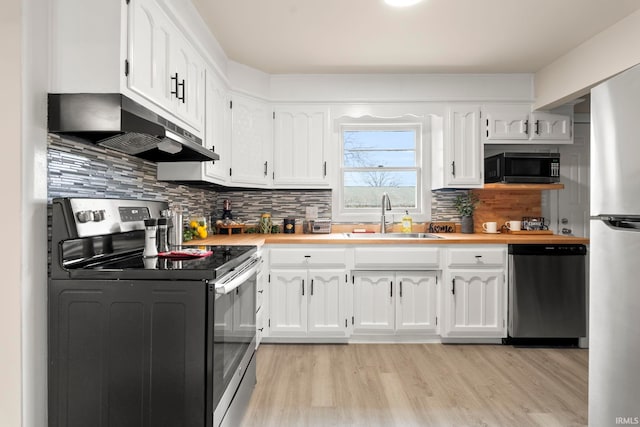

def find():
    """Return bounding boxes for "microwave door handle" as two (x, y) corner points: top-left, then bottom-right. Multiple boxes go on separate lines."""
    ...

(214, 256), (260, 295)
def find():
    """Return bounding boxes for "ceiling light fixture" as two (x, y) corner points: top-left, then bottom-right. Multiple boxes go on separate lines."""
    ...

(384, 0), (423, 7)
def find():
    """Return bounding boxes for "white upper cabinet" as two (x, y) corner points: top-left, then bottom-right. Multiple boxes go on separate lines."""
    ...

(432, 105), (484, 189)
(170, 31), (206, 131)
(156, 68), (229, 184)
(530, 111), (572, 141)
(51, 0), (205, 135)
(272, 105), (330, 188)
(126, 0), (173, 110)
(127, 0), (205, 133)
(483, 104), (572, 144)
(230, 94), (273, 187)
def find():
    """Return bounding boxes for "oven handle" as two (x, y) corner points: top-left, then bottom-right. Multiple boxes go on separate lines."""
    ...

(213, 255), (261, 295)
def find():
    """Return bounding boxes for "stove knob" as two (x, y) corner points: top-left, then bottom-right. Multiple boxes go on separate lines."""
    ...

(76, 210), (94, 223)
(92, 210), (106, 222)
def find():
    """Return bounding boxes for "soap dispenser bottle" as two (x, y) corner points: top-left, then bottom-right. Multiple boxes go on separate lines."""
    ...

(401, 210), (413, 233)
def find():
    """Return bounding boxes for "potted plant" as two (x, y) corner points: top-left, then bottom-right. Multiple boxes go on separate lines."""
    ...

(454, 192), (480, 233)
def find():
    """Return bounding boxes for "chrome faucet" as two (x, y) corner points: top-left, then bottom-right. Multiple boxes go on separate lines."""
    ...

(380, 192), (392, 234)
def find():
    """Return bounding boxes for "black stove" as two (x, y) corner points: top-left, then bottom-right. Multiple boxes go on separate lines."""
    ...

(48, 197), (259, 427)
(50, 197), (256, 281)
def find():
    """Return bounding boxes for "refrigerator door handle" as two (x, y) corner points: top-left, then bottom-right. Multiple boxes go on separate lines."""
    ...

(592, 216), (640, 231)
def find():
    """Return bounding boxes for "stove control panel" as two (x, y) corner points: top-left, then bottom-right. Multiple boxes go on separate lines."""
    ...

(59, 198), (169, 238)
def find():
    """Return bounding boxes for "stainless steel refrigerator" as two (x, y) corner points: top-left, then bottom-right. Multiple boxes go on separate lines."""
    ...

(590, 63), (640, 425)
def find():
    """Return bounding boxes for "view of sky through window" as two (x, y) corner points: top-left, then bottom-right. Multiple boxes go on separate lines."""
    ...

(342, 128), (418, 209)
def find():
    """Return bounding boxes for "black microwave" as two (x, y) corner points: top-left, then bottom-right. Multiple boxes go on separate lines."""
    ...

(484, 152), (560, 183)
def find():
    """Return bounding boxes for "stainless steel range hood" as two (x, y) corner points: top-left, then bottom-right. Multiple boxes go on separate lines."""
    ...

(48, 93), (219, 163)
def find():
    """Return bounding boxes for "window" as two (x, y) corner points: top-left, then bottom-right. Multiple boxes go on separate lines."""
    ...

(337, 121), (429, 222)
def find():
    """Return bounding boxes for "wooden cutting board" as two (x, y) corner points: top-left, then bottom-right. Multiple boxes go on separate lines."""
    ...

(506, 230), (553, 234)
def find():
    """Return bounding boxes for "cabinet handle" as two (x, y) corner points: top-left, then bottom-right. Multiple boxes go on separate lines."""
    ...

(178, 78), (185, 103)
(390, 281), (393, 298)
(524, 120), (529, 135)
(535, 120), (540, 135)
(451, 161), (456, 177)
(171, 73), (179, 98)
(323, 161), (327, 177)
(258, 290), (264, 294)
(264, 161), (268, 177)
(452, 278), (455, 295)
(302, 279), (305, 296)
(311, 279), (314, 296)
(258, 328), (264, 332)
(400, 281), (403, 298)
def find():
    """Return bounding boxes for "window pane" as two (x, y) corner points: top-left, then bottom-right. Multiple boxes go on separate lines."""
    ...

(344, 171), (417, 208)
(344, 130), (416, 167)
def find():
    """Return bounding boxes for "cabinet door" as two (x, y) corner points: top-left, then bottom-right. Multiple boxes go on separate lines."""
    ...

(396, 271), (438, 333)
(171, 32), (205, 132)
(443, 269), (505, 338)
(269, 269), (307, 335)
(203, 70), (230, 183)
(273, 106), (329, 187)
(230, 95), (272, 186)
(446, 105), (483, 187)
(483, 109), (529, 140)
(307, 270), (347, 336)
(352, 271), (395, 333)
(530, 112), (572, 141)
(127, 0), (173, 110)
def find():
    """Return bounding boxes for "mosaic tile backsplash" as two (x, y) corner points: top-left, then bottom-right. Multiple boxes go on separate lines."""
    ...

(48, 135), (217, 217)
(48, 135), (467, 231)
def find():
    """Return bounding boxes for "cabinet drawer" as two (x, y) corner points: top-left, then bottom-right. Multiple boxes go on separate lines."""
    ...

(447, 247), (506, 268)
(354, 247), (440, 269)
(270, 248), (346, 267)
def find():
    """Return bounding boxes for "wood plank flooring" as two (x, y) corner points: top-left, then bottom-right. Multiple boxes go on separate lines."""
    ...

(240, 344), (588, 427)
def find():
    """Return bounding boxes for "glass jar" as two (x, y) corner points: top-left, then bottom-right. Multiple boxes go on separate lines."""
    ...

(260, 213), (272, 234)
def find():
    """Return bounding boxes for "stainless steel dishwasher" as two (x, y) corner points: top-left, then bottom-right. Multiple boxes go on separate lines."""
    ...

(508, 244), (587, 341)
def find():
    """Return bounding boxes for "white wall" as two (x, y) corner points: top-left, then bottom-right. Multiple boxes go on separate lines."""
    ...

(269, 73), (534, 103)
(534, 9), (640, 110)
(22, 0), (50, 425)
(0, 1), (24, 426)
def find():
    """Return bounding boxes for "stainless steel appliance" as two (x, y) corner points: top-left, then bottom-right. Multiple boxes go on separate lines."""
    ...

(48, 93), (220, 162)
(507, 244), (586, 340)
(484, 152), (560, 183)
(49, 197), (257, 427)
(590, 64), (640, 425)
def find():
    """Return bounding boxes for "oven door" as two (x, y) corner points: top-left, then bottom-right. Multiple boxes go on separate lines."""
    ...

(210, 256), (258, 427)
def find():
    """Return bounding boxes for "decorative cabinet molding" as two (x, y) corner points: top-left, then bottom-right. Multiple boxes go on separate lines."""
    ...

(483, 104), (572, 144)
(352, 270), (438, 335)
(273, 105), (330, 188)
(441, 247), (507, 339)
(267, 247), (349, 339)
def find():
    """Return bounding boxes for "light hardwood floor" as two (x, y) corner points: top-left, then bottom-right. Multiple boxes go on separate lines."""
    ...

(241, 344), (588, 427)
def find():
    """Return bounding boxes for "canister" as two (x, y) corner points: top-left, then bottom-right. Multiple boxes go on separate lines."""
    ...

(260, 213), (272, 234)
(283, 218), (296, 234)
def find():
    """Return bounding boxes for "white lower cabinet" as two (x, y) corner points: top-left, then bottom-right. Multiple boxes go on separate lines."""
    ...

(352, 271), (438, 335)
(269, 269), (348, 338)
(442, 247), (507, 338)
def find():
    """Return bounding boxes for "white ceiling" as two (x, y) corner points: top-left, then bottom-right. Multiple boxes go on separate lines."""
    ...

(191, 0), (640, 75)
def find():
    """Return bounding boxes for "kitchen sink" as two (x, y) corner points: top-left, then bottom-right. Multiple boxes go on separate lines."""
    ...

(343, 232), (443, 239)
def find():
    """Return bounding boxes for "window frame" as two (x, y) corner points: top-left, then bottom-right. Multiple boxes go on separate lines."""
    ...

(334, 118), (431, 224)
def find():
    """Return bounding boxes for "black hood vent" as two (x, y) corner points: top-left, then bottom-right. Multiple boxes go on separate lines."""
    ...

(48, 93), (219, 163)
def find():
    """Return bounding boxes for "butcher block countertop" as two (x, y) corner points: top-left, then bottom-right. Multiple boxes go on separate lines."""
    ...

(187, 232), (589, 247)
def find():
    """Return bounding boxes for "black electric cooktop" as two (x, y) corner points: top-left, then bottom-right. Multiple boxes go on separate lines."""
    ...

(58, 245), (257, 282)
